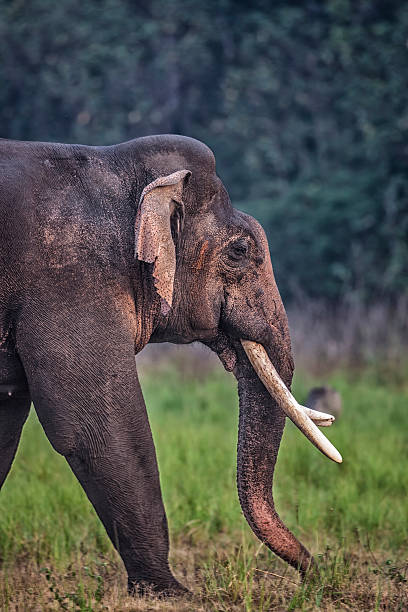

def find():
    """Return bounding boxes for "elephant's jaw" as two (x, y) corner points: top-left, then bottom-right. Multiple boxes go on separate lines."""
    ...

(240, 340), (342, 463)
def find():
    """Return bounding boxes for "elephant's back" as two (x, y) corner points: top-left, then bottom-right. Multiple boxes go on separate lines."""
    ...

(0, 140), (134, 304)
(0, 141), (36, 307)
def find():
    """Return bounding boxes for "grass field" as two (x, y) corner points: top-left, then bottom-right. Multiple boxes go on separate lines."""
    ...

(0, 352), (407, 610)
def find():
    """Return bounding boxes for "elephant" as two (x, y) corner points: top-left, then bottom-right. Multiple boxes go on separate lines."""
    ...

(0, 134), (342, 596)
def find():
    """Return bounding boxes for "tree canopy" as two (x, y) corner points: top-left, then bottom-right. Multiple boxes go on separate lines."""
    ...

(1, 0), (407, 301)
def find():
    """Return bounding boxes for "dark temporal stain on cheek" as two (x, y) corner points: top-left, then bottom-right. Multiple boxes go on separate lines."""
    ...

(192, 240), (209, 271)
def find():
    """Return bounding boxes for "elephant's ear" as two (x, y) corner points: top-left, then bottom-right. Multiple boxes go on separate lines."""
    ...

(134, 169), (191, 315)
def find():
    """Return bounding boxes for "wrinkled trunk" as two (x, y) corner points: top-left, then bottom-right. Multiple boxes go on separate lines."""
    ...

(236, 367), (314, 575)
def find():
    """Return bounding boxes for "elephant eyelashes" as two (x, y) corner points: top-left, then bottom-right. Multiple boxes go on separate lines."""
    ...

(227, 239), (249, 263)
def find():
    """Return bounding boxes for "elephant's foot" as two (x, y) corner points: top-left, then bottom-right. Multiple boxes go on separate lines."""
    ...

(127, 576), (190, 598)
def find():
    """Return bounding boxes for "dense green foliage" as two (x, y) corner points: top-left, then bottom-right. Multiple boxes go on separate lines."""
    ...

(0, 365), (407, 608)
(1, 1), (407, 300)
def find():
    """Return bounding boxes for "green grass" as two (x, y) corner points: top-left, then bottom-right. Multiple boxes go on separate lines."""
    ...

(0, 362), (407, 610)
(147, 368), (408, 551)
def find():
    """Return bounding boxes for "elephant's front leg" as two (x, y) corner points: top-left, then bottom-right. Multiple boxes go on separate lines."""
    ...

(16, 298), (186, 596)
(65, 371), (185, 596)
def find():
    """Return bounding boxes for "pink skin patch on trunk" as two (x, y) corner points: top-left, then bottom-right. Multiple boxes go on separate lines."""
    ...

(248, 495), (313, 573)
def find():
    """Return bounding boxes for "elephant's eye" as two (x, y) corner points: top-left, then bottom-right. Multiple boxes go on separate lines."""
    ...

(227, 239), (249, 263)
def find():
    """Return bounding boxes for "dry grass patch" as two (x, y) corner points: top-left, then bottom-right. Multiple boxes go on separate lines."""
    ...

(0, 539), (407, 611)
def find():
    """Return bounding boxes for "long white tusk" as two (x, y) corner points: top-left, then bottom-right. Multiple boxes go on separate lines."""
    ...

(241, 340), (343, 463)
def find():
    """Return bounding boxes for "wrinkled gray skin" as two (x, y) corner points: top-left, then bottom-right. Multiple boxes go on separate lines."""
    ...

(0, 135), (312, 595)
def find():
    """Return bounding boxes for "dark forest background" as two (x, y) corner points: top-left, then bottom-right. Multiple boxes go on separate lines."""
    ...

(1, 0), (407, 303)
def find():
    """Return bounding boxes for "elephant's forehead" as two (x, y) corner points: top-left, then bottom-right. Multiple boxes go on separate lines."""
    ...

(234, 211), (269, 246)
(186, 207), (266, 246)
(141, 151), (187, 176)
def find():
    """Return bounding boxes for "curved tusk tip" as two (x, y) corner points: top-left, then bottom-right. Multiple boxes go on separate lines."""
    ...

(302, 406), (335, 425)
(330, 450), (343, 464)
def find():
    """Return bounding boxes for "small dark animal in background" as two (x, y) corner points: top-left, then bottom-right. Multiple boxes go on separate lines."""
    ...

(306, 386), (342, 420)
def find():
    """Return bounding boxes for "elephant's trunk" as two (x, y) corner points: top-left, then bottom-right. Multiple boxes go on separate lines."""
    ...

(236, 368), (313, 575)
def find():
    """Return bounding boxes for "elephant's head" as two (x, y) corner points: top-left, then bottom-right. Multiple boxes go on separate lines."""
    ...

(130, 135), (341, 575)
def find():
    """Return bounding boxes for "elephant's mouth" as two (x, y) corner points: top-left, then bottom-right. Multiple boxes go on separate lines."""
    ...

(205, 331), (238, 372)
(240, 340), (342, 463)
